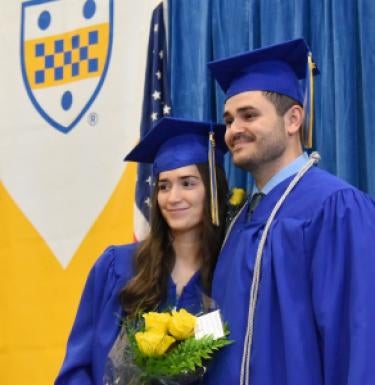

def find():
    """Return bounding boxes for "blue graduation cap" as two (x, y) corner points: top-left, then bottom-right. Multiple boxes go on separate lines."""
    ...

(208, 38), (319, 148)
(124, 117), (228, 225)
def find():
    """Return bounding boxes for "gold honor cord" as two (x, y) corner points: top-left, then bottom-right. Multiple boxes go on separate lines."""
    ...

(208, 131), (219, 226)
(303, 52), (316, 148)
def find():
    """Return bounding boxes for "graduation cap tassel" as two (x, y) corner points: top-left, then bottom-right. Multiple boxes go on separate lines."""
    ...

(303, 52), (316, 148)
(208, 131), (219, 226)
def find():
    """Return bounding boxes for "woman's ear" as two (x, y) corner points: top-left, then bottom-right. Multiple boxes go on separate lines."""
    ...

(284, 104), (304, 136)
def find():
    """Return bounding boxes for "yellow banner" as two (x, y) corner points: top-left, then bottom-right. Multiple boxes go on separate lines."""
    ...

(0, 164), (136, 385)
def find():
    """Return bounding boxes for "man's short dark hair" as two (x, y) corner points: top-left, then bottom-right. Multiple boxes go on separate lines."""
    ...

(262, 91), (302, 116)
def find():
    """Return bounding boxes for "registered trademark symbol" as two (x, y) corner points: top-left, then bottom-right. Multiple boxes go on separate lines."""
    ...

(87, 112), (99, 126)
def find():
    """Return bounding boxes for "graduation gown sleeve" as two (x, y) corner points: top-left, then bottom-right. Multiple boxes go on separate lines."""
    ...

(55, 244), (136, 385)
(308, 188), (375, 384)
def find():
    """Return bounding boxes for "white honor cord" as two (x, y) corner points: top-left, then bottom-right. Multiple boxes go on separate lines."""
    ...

(239, 152), (321, 385)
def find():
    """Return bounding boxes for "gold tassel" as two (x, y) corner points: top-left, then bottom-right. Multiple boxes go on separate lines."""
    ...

(208, 131), (219, 226)
(303, 52), (316, 148)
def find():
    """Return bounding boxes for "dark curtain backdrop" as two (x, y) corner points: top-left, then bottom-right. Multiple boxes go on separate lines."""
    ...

(168, 0), (375, 197)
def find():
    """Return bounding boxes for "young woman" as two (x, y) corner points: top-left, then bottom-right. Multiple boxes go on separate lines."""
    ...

(55, 117), (228, 385)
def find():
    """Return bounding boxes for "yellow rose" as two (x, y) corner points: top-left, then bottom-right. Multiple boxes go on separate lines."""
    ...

(143, 311), (171, 333)
(168, 309), (197, 340)
(135, 331), (175, 356)
(229, 188), (246, 206)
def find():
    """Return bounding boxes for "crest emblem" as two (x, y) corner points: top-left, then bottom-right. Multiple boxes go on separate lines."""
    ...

(20, 0), (113, 133)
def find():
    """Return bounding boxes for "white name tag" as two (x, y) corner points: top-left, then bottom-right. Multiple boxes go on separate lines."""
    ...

(195, 310), (225, 340)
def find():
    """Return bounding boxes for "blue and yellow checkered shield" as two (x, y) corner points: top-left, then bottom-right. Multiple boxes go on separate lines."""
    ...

(21, 0), (113, 133)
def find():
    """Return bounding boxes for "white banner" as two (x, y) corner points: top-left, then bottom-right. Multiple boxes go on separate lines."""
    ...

(0, 1), (161, 384)
(0, 0), (160, 268)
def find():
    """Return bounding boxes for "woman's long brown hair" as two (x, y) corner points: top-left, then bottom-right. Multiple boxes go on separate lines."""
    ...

(119, 163), (228, 317)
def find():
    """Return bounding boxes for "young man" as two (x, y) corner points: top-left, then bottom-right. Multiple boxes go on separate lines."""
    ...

(203, 39), (375, 385)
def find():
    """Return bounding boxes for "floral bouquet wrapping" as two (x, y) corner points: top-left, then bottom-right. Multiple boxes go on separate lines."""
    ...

(104, 308), (232, 385)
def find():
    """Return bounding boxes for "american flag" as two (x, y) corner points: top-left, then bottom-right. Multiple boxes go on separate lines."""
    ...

(134, 2), (172, 241)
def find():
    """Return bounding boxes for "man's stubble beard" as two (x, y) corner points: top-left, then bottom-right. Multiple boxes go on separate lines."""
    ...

(231, 123), (288, 175)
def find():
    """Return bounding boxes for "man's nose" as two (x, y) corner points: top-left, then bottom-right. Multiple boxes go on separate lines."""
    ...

(229, 117), (244, 132)
(225, 118), (243, 143)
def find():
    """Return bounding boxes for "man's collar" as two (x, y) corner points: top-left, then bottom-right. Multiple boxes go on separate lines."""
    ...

(252, 152), (309, 195)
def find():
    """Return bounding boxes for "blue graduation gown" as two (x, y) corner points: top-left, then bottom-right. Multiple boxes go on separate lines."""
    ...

(55, 243), (205, 385)
(203, 167), (375, 385)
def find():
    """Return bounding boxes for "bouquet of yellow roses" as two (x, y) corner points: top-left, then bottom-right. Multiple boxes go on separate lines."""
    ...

(104, 308), (231, 385)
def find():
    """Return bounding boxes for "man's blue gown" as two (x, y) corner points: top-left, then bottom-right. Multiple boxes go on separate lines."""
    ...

(203, 167), (375, 385)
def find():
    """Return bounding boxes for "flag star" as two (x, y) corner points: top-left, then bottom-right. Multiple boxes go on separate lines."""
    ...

(152, 90), (161, 100)
(151, 112), (158, 121)
(154, 23), (159, 33)
(145, 176), (152, 185)
(155, 71), (162, 80)
(158, 50), (164, 59)
(145, 197), (151, 207)
(163, 104), (171, 115)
